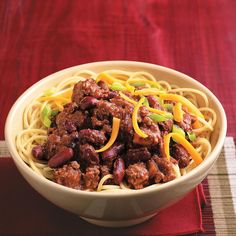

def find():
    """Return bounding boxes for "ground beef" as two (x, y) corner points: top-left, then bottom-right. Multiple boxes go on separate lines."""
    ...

(177, 113), (193, 132)
(56, 110), (87, 133)
(171, 143), (191, 168)
(100, 165), (111, 178)
(53, 161), (82, 189)
(147, 95), (163, 110)
(72, 78), (109, 105)
(125, 162), (149, 189)
(154, 157), (176, 182)
(94, 100), (122, 120)
(78, 129), (107, 145)
(126, 147), (151, 163)
(133, 124), (161, 146)
(83, 165), (100, 190)
(79, 144), (99, 165)
(37, 78), (197, 191)
(147, 159), (164, 183)
(159, 119), (173, 132)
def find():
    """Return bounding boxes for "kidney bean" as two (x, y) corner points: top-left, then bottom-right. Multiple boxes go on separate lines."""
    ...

(113, 158), (125, 184)
(32, 145), (44, 160)
(102, 143), (124, 162)
(80, 96), (98, 110)
(48, 147), (74, 168)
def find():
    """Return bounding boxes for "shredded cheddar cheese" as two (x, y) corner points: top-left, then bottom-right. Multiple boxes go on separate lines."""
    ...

(164, 133), (203, 165)
(132, 97), (148, 138)
(119, 92), (168, 116)
(159, 93), (204, 118)
(134, 88), (165, 96)
(173, 102), (184, 122)
(96, 117), (121, 153)
(96, 72), (125, 85)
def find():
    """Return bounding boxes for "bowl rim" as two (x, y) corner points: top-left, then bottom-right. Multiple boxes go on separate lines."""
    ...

(5, 60), (227, 198)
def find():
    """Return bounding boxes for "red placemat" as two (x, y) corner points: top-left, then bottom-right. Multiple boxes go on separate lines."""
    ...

(0, 158), (205, 236)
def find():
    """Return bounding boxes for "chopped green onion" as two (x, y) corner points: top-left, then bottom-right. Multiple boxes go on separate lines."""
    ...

(164, 112), (174, 120)
(149, 113), (168, 122)
(43, 87), (57, 96)
(143, 97), (149, 107)
(187, 132), (196, 141)
(154, 96), (164, 106)
(163, 103), (173, 112)
(172, 124), (185, 138)
(132, 82), (145, 87)
(51, 109), (59, 117)
(110, 82), (126, 91)
(41, 104), (52, 128)
(43, 117), (51, 128)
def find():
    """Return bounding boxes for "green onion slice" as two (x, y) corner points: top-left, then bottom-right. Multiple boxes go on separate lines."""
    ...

(143, 97), (149, 107)
(172, 124), (185, 138)
(187, 132), (196, 141)
(149, 113), (168, 122)
(110, 82), (127, 91)
(41, 104), (52, 128)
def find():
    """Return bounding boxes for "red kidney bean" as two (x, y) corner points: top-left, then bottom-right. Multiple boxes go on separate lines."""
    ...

(80, 96), (98, 110)
(48, 147), (74, 168)
(102, 143), (124, 162)
(113, 158), (125, 184)
(32, 145), (44, 160)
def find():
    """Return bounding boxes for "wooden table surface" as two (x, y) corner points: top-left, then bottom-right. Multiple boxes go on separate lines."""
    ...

(1, 1), (236, 235)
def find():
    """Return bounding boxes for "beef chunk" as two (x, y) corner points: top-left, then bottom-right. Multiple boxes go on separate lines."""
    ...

(147, 159), (164, 183)
(126, 147), (151, 163)
(125, 162), (149, 189)
(78, 129), (107, 145)
(79, 144), (99, 165)
(171, 143), (191, 168)
(154, 157), (176, 182)
(72, 79), (109, 105)
(53, 161), (82, 189)
(83, 165), (100, 190)
(56, 110), (87, 132)
(159, 119), (173, 132)
(133, 124), (161, 146)
(178, 113), (193, 132)
(147, 96), (163, 110)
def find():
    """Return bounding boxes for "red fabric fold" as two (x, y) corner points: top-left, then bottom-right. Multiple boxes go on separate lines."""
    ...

(0, 158), (205, 236)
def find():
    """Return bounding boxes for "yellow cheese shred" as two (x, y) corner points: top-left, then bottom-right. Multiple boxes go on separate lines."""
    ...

(96, 72), (125, 85)
(132, 97), (148, 138)
(164, 133), (203, 165)
(173, 102), (184, 122)
(134, 88), (165, 96)
(119, 92), (167, 115)
(96, 117), (121, 153)
(159, 93), (204, 118)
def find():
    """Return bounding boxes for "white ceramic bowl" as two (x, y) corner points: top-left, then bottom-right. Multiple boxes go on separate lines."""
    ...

(5, 61), (227, 227)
